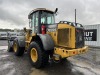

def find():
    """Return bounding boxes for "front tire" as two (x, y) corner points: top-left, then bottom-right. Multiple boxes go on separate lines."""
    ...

(28, 41), (49, 68)
(13, 40), (25, 56)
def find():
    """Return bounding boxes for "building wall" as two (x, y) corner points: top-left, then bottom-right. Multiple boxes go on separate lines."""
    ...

(84, 24), (100, 47)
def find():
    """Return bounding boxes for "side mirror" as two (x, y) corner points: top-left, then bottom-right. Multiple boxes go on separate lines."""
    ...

(23, 27), (27, 32)
(55, 8), (58, 13)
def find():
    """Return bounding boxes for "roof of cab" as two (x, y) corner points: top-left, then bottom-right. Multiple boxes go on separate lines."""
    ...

(28, 8), (54, 19)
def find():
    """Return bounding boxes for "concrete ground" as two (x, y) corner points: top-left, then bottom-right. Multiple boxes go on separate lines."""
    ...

(0, 40), (100, 75)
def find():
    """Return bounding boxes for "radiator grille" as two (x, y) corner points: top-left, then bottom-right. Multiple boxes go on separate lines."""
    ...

(58, 28), (70, 47)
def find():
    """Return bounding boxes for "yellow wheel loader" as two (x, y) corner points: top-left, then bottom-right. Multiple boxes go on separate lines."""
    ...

(8, 8), (88, 68)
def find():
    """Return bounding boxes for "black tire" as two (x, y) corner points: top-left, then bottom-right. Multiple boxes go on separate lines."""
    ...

(7, 41), (13, 52)
(28, 41), (49, 68)
(13, 40), (25, 56)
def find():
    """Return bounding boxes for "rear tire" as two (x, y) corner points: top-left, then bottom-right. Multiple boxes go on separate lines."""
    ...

(13, 40), (25, 56)
(7, 41), (13, 52)
(28, 41), (49, 68)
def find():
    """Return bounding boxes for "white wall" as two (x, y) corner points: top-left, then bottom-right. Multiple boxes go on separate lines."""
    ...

(84, 24), (100, 47)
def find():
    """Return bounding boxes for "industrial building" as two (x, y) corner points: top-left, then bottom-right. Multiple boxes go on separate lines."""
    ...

(84, 24), (100, 47)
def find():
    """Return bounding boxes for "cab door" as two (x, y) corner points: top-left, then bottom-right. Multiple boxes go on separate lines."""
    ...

(31, 11), (39, 34)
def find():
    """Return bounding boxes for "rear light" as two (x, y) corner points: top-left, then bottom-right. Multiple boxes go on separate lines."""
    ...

(73, 51), (75, 54)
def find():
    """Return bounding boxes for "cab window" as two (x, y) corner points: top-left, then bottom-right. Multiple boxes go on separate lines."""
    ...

(41, 11), (55, 24)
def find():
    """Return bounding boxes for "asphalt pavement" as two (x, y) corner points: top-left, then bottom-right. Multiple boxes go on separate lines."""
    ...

(0, 40), (100, 75)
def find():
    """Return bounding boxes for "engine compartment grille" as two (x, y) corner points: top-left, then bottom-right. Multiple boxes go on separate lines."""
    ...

(58, 28), (70, 47)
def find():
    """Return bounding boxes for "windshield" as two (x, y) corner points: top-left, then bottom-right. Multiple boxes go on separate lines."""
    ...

(41, 11), (55, 24)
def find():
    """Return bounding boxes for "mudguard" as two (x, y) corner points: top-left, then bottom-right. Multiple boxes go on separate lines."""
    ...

(14, 36), (25, 47)
(37, 34), (55, 50)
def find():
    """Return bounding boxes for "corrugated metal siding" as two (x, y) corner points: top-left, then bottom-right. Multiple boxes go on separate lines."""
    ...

(84, 24), (100, 47)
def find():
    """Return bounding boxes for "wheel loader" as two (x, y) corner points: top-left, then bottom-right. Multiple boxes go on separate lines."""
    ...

(7, 8), (88, 68)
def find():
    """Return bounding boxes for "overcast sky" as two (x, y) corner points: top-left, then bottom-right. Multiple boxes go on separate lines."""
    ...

(0, 0), (100, 29)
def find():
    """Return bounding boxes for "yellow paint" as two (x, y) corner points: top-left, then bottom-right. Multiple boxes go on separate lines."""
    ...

(31, 48), (38, 62)
(54, 46), (88, 58)
(25, 23), (76, 50)
(25, 29), (36, 50)
(24, 23), (88, 60)
(58, 24), (75, 48)
(46, 23), (75, 48)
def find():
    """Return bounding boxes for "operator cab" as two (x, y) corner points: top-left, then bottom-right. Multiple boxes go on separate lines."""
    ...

(28, 8), (55, 34)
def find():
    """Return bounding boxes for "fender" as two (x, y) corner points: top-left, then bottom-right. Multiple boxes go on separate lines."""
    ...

(37, 34), (55, 50)
(14, 36), (25, 47)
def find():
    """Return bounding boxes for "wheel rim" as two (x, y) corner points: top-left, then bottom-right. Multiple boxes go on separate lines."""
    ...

(31, 48), (38, 62)
(14, 43), (17, 52)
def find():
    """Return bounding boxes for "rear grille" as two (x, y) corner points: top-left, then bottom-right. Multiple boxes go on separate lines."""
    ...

(76, 28), (84, 48)
(58, 28), (70, 47)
